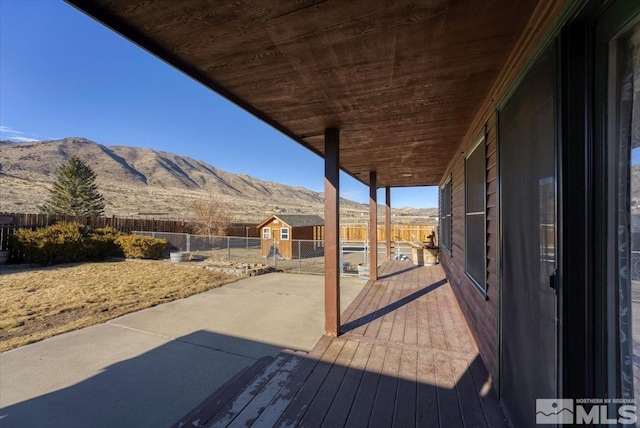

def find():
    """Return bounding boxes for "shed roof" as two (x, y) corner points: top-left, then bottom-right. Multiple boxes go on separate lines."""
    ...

(257, 214), (324, 229)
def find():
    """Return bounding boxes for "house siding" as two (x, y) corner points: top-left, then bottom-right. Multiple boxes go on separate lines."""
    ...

(439, 0), (567, 386)
(441, 114), (499, 382)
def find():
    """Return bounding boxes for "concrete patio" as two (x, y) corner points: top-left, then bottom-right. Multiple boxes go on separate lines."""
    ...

(0, 272), (365, 428)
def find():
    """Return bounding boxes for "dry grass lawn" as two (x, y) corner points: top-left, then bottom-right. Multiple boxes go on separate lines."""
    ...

(0, 260), (239, 352)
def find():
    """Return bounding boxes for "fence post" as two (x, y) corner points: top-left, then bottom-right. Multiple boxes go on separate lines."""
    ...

(273, 238), (276, 269)
(227, 236), (231, 261)
(298, 240), (302, 273)
(186, 234), (191, 253)
(152, 232), (156, 239)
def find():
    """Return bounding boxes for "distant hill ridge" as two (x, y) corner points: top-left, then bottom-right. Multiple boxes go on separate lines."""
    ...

(0, 138), (319, 198)
(0, 137), (437, 222)
(0, 137), (360, 221)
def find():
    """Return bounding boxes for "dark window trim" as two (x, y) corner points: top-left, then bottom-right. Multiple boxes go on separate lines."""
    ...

(464, 128), (488, 297)
(592, 0), (640, 404)
(440, 175), (452, 255)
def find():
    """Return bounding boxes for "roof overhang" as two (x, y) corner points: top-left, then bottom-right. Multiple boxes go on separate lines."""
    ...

(66, 0), (540, 187)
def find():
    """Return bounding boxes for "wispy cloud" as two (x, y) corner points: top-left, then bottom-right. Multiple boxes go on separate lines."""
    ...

(5, 136), (40, 142)
(341, 190), (366, 199)
(0, 126), (43, 142)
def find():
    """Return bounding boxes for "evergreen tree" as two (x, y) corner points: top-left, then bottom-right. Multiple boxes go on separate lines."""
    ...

(41, 156), (105, 216)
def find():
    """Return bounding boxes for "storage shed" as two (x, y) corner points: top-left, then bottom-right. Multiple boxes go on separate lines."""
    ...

(256, 214), (323, 259)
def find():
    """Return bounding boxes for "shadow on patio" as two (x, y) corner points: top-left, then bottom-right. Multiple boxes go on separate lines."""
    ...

(1, 262), (507, 427)
(0, 330), (281, 428)
(174, 261), (509, 427)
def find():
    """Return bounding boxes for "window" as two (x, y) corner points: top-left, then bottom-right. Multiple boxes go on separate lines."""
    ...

(465, 132), (486, 294)
(440, 176), (452, 253)
(607, 19), (640, 405)
(280, 227), (289, 240)
(262, 227), (271, 239)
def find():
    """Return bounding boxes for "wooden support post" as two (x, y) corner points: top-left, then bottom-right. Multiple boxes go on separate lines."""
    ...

(369, 171), (378, 281)
(385, 186), (391, 260)
(324, 128), (340, 337)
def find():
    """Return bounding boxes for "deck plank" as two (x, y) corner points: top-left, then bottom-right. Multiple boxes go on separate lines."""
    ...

(451, 357), (488, 427)
(403, 282), (419, 346)
(416, 351), (440, 427)
(434, 353), (464, 428)
(444, 285), (478, 354)
(468, 355), (511, 428)
(205, 354), (295, 428)
(339, 279), (373, 324)
(417, 282), (434, 349)
(228, 353), (305, 428)
(358, 281), (393, 339)
(388, 277), (410, 343)
(344, 344), (388, 427)
(368, 346), (402, 427)
(437, 286), (464, 353)
(322, 342), (373, 427)
(344, 281), (388, 336)
(176, 261), (508, 428)
(298, 339), (359, 427)
(307, 334), (333, 359)
(274, 338), (345, 426)
(206, 353), (292, 428)
(392, 348), (418, 427)
(428, 283), (448, 352)
(375, 278), (405, 341)
(171, 356), (274, 428)
(250, 351), (319, 428)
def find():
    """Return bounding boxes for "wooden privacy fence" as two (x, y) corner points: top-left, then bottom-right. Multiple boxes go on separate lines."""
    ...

(0, 213), (194, 233)
(227, 223), (261, 238)
(0, 213), (196, 251)
(312, 224), (437, 241)
(0, 212), (435, 251)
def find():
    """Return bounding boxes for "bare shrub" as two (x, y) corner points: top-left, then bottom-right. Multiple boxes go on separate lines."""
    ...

(190, 195), (229, 236)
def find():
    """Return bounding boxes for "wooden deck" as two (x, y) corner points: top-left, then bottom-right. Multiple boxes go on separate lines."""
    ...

(173, 261), (508, 427)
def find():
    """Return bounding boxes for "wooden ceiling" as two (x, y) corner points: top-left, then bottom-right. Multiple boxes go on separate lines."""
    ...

(67, 0), (539, 187)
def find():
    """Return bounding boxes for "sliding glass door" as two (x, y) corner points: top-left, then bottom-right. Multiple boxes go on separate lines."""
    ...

(499, 42), (558, 428)
(594, 0), (640, 412)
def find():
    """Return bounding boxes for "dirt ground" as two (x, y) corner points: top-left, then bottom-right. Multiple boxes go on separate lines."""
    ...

(0, 259), (238, 352)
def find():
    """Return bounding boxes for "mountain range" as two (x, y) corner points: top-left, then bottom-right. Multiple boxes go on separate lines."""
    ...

(0, 138), (436, 222)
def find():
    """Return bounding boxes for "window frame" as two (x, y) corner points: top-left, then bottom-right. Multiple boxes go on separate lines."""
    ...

(464, 130), (487, 296)
(440, 175), (452, 254)
(262, 227), (271, 239)
(280, 227), (290, 240)
(594, 6), (640, 404)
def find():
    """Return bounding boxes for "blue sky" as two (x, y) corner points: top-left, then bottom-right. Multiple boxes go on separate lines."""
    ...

(0, 0), (438, 208)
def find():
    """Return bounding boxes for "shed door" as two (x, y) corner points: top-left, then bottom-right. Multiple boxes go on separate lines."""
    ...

(499, 42), (558, 428)
(272, 228), (280, 250)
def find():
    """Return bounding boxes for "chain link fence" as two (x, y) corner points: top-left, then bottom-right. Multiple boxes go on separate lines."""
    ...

(135, 231), (411, 276)
(134, 231), (368, 275)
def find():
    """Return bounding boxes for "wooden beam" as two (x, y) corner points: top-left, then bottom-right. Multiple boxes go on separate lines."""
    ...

(385, 186), (391, 260)
(324, 128), (340, 337)
(369, 171), (378, 281)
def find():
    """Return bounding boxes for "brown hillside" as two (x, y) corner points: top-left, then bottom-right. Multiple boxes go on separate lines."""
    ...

(0, 138), (436, 223)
